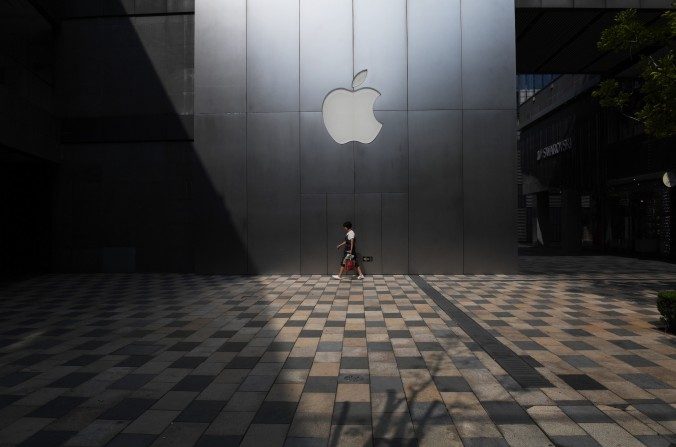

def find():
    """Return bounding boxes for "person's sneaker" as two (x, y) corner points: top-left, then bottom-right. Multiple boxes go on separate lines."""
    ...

(357, 275), (365, 280)
(331, 275), (341, 280)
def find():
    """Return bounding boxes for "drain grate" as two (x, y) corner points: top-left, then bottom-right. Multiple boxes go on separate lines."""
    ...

(409, 275), (552, 389)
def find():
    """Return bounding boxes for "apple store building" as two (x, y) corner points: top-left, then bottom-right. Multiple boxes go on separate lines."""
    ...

(13, 0), (517, 275)
(192, 0), (516, 275)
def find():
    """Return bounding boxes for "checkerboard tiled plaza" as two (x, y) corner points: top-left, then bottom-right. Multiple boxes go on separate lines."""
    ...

(0, 256), (674, 447)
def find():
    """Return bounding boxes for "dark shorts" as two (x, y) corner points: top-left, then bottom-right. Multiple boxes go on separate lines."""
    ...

(340, 251), (360, 267)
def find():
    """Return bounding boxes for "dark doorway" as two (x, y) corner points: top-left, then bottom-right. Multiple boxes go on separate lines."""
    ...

(0, 146), (56, 278)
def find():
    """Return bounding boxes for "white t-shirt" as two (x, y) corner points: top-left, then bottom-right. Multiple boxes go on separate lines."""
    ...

(346, 230), (355, 241)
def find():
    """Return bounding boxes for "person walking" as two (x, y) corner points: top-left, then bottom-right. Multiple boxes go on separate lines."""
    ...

(332, 221), (365, 280)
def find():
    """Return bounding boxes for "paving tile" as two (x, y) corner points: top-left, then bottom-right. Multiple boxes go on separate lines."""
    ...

(481, 401), (534, 425)
(253, 401), (298, 424)
(175, 401), (226, 423)
(1, 259), (675, 447)
(99, 398), (155, 421)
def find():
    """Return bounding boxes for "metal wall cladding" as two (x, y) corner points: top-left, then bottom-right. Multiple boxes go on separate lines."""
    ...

(193, 114), (247, 273)
(301, 194), (327, 274)
(463, 110), (517, 273)
(407, 0), (462, 111)
(461, 0), (516, 110)
(300, 0), (353, 112)
(354, 0), (407, 111)
(192, 0), (517, 274)
(195, 0), (246, 113)
(247, 113), (301, 273)
(409, 111), (463, 274)
(247, 0), (300, 112)
(300, 112), (354, 194)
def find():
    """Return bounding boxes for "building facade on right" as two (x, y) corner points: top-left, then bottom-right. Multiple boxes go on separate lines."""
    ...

(518, 74), (676, 260)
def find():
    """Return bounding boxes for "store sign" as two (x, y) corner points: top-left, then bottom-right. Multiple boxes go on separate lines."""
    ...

(537, 137), (572, 161)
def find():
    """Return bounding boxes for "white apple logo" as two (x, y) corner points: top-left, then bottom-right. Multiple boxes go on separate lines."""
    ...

(322, 70), (383, 144)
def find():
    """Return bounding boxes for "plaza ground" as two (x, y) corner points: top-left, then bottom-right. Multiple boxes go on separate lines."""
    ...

(0, 256), (674, 447)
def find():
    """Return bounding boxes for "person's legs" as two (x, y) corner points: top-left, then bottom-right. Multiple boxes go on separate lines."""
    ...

(332, 258), (346, 280)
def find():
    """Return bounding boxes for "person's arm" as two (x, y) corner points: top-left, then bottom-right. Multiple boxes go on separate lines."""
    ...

(337, 241), (346, 249)
(348, 239), (354, 254)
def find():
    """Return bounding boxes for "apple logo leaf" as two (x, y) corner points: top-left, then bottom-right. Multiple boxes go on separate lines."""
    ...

(352, 70), (368, 89)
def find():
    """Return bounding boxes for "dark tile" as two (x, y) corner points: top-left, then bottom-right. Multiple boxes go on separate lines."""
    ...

(344, 330), (366, 338)
(0, 371), (39, 387)
(340, 357), (369, 369)
(560, 405), (613, 423)
(304, 376), (337, 393)
(560, 355), (598, 368)
(176, 400), (226, 423)
(481, 401), (533, 425)
(268, 342), (295, 352)
(317, 342), (342, 352)
(167, 342), (200, 351)
(18, 430), (76, 447)
(633, 403), (676, 421)
(225, 357), (260, 369)
(367, 342), (392, 352)
(48, 372), (96, 388)
(370, 376), (403, 393)
(609, 339), (646, 350)
(416, 342), (443, 351)
(253, 401), (297, 424)
(558, 374), (606, 391)
(300, 330), (322, 338)
(109, 374), (154, 390)
(620, 373), (669, 389)
(218, 342), (249, 352)
(549, 435), (602, 447)
(116, 355), (153, 367)
(212, 330), (239, 338)
(99, 398), (155, 420)
(104, 433), (157, 447)
(433, 376), (471, 392)
(284, 357), (314, 369)
(172, 375), (215, 392)
(332, 402), (371, 425)
(29, 396), (88, 418)
(170, 356), (207, 369)
(325, 321), (345, 327)
(395, 357), (426, 369)
(613, 355), (657, 368)
(195, 435), (242, 447)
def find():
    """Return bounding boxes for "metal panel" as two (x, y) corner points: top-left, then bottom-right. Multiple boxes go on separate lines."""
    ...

(407, 0), (462, 110)
(354, 0), (407, 111)
(247, 0), (300, 112)
(300, 112), (354, 194)
(462, 110), (517, 273)
(299, 0), (353, 112)
(247, 112), (300, 273)
(355, 111), (408, 193)
(327, 194), (354, 273)
(195, 0), (246, 113)
(409, 111), (462, 274)
(461, 0), (516, 110)
(301, 194), (327, 274)
(356, 193), (382, 274)
(382, 193), (408, 274)
(193, 114), (247, 273)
